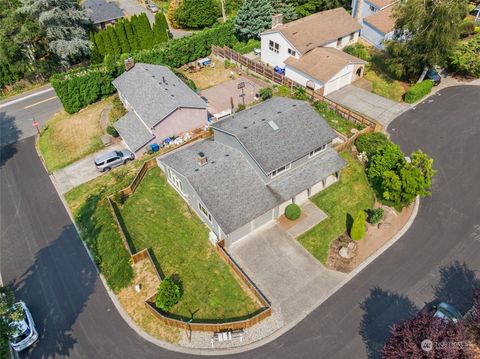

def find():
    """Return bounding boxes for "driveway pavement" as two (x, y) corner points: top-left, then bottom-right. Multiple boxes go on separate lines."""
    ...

(51, 143), (124, 194)
(230, 213), (346, 324)
(327, 84), (410, 128)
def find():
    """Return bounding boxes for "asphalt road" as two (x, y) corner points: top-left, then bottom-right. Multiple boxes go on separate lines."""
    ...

(0, 85), (479, 358)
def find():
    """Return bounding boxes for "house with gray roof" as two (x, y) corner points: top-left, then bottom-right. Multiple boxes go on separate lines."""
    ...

(112, 63), (208, 156)
(83, 0), (124, 29)
(157, 97), (346, 247)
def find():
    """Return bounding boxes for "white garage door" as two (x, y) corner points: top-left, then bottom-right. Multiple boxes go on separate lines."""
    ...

(252, 210), (274, 230)
(294, 190), (309, 205)
(278, 199), (293, 217)
(326, 72), (352, 95)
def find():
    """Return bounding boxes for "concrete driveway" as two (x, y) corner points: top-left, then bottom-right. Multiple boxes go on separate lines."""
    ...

(230, 220), (346, 324)
(327, 85), (410, 128)
(51, 143), (124, 194)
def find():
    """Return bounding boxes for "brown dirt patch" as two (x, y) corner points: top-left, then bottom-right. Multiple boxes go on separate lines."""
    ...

(178, 59), (239, 90)
(327, 202), (415, 273)
(278, 212), (308, 230)
(117, 259), (181, 343)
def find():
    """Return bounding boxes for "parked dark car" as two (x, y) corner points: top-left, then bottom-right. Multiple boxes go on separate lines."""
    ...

(426, 68), (441, 86)
(432, 302), (463, 323)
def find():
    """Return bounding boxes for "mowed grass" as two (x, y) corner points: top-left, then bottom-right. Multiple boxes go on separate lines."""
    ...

(39, 97), (112, 172)
(364, 68), (406, 102)
(298, 152), (375, 264)
(118, 167), (260, 320)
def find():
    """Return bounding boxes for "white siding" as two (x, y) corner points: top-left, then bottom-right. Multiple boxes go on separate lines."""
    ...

(323, 64), (354, 95)
(260, 32), (300, 68)
(285, 66), (324, 90)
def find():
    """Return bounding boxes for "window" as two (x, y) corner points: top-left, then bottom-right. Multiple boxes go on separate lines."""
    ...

(168, 168), (184, 194)
(288, 48), (296, 56)
(350, 32), (355, 41)
(309, 144), (327, 158)
(198, 202), (212, 222)
(269, 40), (279, 53)
(336, 37), (342, 47)
(271, 163), (291, 178)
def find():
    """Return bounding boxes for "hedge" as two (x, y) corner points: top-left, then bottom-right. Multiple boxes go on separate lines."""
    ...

(354, 132), (390, 159)
(404, 80), (434, 104)
(285, 203), (301, 220)
(51, 22), (236, 114)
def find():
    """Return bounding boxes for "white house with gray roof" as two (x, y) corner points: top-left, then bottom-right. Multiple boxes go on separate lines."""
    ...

(157, 97), (346, 247)
(113, 63), (208, 156)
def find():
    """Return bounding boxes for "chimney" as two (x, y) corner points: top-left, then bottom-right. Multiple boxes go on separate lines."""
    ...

(272, 13), (283, 28)
(197, 152), (208, 166)
(124, 57), (135, 71)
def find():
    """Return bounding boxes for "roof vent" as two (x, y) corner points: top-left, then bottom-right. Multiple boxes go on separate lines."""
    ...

(197, 152), (207, 166)
(268, 121), (279, 131)
(261, 118), (266, 121)
(225, 153), (230, 157)
(162, 76), (166, 83)
(277, 111), (282, 114)
(243, 126), (248, 129)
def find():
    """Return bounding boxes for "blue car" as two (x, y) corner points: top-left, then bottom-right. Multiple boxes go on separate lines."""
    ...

(426, 68), (441, 86)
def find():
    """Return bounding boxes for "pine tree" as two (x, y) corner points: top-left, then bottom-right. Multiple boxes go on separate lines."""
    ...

(153, 12), (169, 44)
(124, 19), (138, 51)
(100, 30), (114, 55)
(271, 0), (298, 23)
(94, 31), (106, 56)
(234, 0), (274, 40)
(114, 21), (131, 53)
(89, 32), (102, 62)
(133, 13), (154, 49)
(106, 26), (121, 54)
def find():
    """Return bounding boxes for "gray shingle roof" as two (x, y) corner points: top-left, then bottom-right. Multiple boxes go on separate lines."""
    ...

(112, 63), (207, 129)
(159, 139), (345, 235)
(83, 0), (124, 24)
(114, 112), (154, 151)
(211, 98), (337, 174)
(268, 149), (346, 200)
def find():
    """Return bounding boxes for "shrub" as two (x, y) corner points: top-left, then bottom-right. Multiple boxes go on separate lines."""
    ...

(106, 125), (119, 137)
(404, 80), (434, 103)
(259, 87), (272, 101)
(350, 210), (367, 240)
(232, 38), (260, 54)
(355, 132), (391, 159)
(343, 43), (371, 61)
(174, 0), (220, 29)
(155, 277), (182, 311)
(294, 87), (308, 100)
(236, 103), (246, 112)
(367, 208), (384, 224)
(448, 35), (480, 78)
(285, 203), (301, 220)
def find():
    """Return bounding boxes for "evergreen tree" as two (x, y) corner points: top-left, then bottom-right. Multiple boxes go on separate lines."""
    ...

(174, 0), (220, 29)
(153, 12), (169, 44)
(133, 13), (154, 49)
(100, 30), (114, 55)
(19, 0), (91, 65)
(271, 0), (298, 23)
(124, 19), (138, 51)
(106, 26), (121, 55)
(89, 32), (102, 63)
(94, 31), (106, 56)
(235, 0), (273, 39)
(114, 21), (131, 53)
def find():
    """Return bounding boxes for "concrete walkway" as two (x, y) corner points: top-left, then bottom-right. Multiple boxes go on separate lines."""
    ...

(51, 144), (123, 194)
(230, 205), (346, 324)
(327, 84), (410, 128)
(279, 202), (328, 238)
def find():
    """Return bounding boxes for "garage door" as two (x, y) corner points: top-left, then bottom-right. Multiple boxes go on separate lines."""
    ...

(278, 199), (293, 217)
(294, 190), (309, 205)
(326, 72), (352, 95)
(252, 210), (274, 230)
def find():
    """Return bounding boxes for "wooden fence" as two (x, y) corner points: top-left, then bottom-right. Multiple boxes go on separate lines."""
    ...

(211, 45), (383, 132)
(107, 196), (134, 256)
(334, 126), (374, 153)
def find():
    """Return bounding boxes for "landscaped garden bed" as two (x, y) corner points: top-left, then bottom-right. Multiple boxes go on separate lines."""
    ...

(116, 167), (261, 320)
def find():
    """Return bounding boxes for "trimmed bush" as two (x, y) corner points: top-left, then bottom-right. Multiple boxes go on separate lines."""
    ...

(155, 277), (182, 311)
(355, 132), (391, 159)
(259, 87), (272, 101)
(367, 208), (384, 225)
(106, 125), (119, 137)
(285, 203), (301, 220)
(404, 80), (434, 104)
(350, 210), (367, 240)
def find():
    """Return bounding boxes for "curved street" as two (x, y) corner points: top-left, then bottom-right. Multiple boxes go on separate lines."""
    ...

(0, 85), (479, 358)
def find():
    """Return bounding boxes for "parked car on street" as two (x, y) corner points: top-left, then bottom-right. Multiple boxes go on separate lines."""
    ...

(432, 302), (463, 323)
(146, 1), (159, 13)
(426, 68), (441, 86)
(94, 149), (134, 172)
(9, 301), (38, 352)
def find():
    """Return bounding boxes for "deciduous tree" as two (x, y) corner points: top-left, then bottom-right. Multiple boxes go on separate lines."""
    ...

(0, 287), (25, 358)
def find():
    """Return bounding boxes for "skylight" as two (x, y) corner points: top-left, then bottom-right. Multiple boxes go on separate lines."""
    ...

(268, 121), (279, 131)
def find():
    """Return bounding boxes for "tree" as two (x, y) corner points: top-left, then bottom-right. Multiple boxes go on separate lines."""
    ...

(0, 286), (25, 358)
(355, 132), (390, 159)
(132, 13), (154, 49)
(174, 0), (220, 29)
(382, 311), (472, 358)
(99, 30), (113, 56)
(291, 0), (350, 17)
(367, 143), (405, 187)
(114, 20), (131, 53)
(234, 0), (273, 40)
(381, 170), (403, 206)
(271, 0), (298, 23)
(19, 0), (91, 65)
(124, 19), (139, 51)
(106, 26), (121, 55)
(392, 0), (469, 82)
(153, 12), (169, 44)
(466, 288), (480, 343)
(155, 277), (182, 311)
(350, 210), (367, 240)
(89, 32), (102, 63)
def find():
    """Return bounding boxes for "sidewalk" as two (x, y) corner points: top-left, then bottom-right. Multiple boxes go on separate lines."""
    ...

(51, 144), (123, 194)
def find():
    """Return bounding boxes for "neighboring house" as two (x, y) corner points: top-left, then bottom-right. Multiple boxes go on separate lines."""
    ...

(157, 97), (346, 248)
(113, 63), (208, 156)
(83, 0), (124, 29)
(260, 8), (365, 96)
(351, 0), (398, 48)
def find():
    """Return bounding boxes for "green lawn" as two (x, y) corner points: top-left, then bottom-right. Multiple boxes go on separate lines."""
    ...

(364, 67), (406, 102)
(118, 167), (260, 320)
(298, 152), (375, 264)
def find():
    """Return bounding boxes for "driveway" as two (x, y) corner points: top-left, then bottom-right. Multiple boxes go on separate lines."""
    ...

(327, 84), (410, 128)
(230, 209), (346, 324)
(51, 143), (124, 194)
